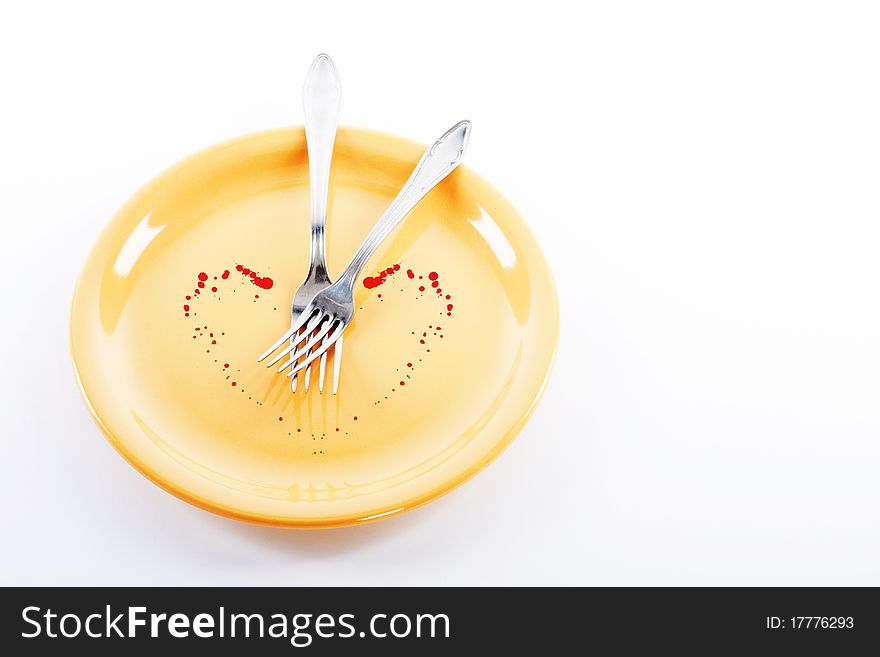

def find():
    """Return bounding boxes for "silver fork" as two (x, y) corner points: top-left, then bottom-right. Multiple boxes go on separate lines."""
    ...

(258, 120), (471, 378)
(289, 53), (341, 393)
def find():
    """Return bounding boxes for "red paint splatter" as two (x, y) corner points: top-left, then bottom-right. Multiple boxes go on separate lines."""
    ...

(428, 272), (438, 281)
(221, 270), (230, 279)
(406, 269), (415, 279)
(363, 263), (401, 289)
(198, 272), (208, 281)
(235, 263), (274, 289)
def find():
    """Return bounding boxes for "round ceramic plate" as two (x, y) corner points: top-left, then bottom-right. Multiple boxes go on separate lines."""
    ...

(70, 127), (558, 527)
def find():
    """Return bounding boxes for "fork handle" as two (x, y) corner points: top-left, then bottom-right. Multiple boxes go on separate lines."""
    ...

(339, 120), (471, 289)
(303, 54), (341, 277)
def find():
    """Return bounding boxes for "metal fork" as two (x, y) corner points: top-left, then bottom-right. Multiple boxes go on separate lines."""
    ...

(258, 120), (471, 378)
(289, 53), (341, 393)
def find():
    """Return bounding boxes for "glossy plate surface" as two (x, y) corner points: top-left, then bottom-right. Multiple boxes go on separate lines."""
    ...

(71, 127), (558, 527)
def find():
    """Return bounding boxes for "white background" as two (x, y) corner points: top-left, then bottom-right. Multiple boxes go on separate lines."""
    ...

(2, 1), (879, 586)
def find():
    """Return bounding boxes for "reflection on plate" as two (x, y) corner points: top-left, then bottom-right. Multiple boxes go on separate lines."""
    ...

(70, 127), (558, 527)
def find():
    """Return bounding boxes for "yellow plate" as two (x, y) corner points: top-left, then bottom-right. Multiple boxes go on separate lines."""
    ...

(70, 127), (558, 528)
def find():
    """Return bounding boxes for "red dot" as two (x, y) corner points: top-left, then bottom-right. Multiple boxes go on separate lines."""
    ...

(297, 428), (301, 432)
(399, 381), (405, 386)
(407, 362), (412, 367)
(231, 382), (237, 386)
(445, 295), (451, 299)
(185, 295), (191, 300)
(197, 281), (205, 288)
(183, 304), (189, 311)
(223, 363), (229, 368)
(431, 281), (439, 288)
(278, 417), (283, 422)
(335, 428), (340, 432)
(236, 264), (243, 271)
(211, 287), (217, 292)
(211, 340), (216, 344)
(420, 339), (425, 344)
(198, 272), (208, 281)
(353, 416), (358, 421)
(428, 272), (438, 281)
(406, 269), (415, 279)
(419, 286), (425, 292)
(222, 270), (230, 279)
(393, 264), (401, 271)
(447, 304), (453, 311)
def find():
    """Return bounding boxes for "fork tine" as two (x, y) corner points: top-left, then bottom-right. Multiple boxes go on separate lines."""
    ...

(318, 334), (329, 393)
(303, 322), (315, 391)
(331, 332), (343, 395)
(265, 311), (321, 368)
(303, 348), (312, 391)
(290, 322), (306, 392)
(259, 307), (318, 363)
(288, 322), (345, 376)
(275, 316), (336, 373)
